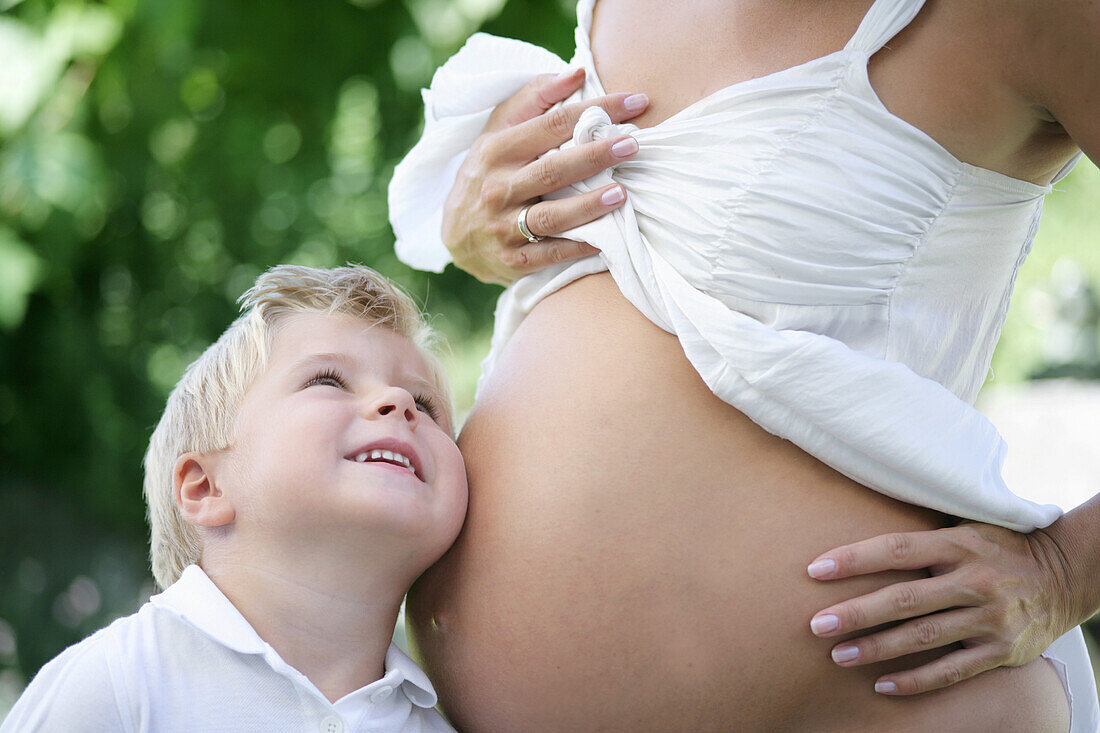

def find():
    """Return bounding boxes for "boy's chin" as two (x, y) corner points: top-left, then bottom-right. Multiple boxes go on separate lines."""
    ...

(302, 504), (464, 557)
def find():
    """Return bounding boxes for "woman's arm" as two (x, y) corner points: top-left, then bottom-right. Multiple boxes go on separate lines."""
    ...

(1025, 0), (1100, 164)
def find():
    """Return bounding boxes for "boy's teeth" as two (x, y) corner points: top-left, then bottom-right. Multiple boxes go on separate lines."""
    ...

(352, 449), (414, 471)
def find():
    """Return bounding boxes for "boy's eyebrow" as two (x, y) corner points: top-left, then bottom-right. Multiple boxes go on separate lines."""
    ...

(288, 352), (357, 372)
(403, 373), (439, 395)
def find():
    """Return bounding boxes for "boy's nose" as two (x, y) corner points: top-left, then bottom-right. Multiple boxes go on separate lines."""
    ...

(370, 387), (418, 425)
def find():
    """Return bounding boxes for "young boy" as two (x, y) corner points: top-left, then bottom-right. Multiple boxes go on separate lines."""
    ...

(2, 264), (467, 732)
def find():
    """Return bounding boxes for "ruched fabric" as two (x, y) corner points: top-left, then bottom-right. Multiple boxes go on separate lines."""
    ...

(388, 1), (1096, 728)
(389, 35), (1063, 532)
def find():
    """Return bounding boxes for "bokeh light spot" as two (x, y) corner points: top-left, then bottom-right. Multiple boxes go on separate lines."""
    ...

(389, 36), (433, 92)
(180, 67), (224, 118)
(0, 227), (44, 329)
(149, 118), (198, 166)
(263, 121), (302, 164)
(258, 191), (298, 232)
(141, 190), (185, 240)
(0, 619), (16, 661)
(146, 343), (186, 390)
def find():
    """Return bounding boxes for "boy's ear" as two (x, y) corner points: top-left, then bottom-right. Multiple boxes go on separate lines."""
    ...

(174, 452), (235, 528)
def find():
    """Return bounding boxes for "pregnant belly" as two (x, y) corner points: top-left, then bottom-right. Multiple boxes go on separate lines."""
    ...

(407, 272), (1068, 732)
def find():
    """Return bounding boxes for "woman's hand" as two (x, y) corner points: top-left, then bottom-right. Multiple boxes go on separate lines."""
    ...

(441, 68), (648, 285)
(805, 522), (1079, 695)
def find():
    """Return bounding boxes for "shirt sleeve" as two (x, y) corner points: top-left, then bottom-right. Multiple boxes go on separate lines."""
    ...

(1, 632), (129, 733)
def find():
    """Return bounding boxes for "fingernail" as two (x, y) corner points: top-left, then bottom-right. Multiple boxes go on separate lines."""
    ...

(810, 614), (839, 635)
(600, 186), (625, 205)
(832, 645), (860, 663)
(623, 93), (649, 112)
(807, 559), (836, 578)
(554, 68), (583, 83)
(875, 681), (897, 694)
(611, 136), (638, 158)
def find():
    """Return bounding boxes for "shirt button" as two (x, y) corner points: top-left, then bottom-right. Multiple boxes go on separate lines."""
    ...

(370, 685), (394, 703)
(319, 714), (345, 733)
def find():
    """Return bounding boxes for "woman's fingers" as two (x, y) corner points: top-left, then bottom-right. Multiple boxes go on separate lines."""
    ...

(805, 523), (1074, 695)
(825, 607), (990, 667)
(504, 237), (602, 276)
(511, 133), (637, 201)
(495, 92), (649, 161)
(872, 646), (1001, 695)
(453, 185), (616, 285)
(809, 576), (975, 638)
(519, 184), (627, 239)
(486, 69), (588, 132)
(806, 529), (968, 580)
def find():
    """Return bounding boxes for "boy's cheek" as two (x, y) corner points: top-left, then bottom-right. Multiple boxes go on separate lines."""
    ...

(435, 488), (469, 559)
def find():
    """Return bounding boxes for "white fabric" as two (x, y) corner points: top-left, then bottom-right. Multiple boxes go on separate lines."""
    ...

(387, 0), (1097, 729)
(390, 7), (1071, 532)
(1, 566), (453, 733)
(1044, 628), (1100, 733)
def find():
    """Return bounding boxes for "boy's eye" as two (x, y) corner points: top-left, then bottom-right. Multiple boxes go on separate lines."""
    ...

(304, 368), (347, 389)
(414, 393), (444, 422)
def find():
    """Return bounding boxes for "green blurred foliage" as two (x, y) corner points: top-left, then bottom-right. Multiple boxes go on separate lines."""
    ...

(0, 0), (1097, 710)
(992, 161), (1100, 382)
(0, 0), (577, 705)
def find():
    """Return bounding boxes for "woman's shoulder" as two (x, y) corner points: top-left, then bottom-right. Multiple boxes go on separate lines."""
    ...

(1006, 0), (1099, 162)
(864, 0), (1087, 182)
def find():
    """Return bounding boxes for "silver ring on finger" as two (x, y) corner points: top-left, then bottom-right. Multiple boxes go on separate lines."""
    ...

(517, 204), (543, 243)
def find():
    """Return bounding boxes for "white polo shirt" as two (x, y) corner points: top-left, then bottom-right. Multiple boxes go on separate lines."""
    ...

(1, 565), (455, 732)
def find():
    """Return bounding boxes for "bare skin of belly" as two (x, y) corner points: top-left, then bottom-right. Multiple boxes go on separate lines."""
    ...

(407, 273), (1069, 732)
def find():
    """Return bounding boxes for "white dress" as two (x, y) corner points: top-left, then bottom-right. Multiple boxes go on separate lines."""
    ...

(388, 0), (1099, 728)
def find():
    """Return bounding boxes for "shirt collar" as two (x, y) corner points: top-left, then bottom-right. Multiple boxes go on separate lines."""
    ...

(151, 564), (268, 655)
(384, 643), (438, 708)
(151, 565), (438, 708)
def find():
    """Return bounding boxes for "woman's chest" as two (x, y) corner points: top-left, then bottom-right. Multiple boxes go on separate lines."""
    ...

(588, 0), (1071, 184)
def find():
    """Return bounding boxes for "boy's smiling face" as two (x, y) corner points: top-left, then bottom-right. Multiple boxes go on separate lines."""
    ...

(212, 312), (468, 567)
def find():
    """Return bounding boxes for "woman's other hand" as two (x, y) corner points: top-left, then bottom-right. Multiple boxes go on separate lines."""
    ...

(804, 522), (1079, 695)
(441, 68), (648, 285)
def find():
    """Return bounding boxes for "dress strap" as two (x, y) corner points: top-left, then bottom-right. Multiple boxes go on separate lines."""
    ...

(845, 0), (927, 55)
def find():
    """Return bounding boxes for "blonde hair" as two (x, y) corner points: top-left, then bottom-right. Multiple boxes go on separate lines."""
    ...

(143, 264), (451, 589)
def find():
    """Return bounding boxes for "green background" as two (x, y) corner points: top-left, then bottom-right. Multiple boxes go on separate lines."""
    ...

(1, 0), (1098, 710)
